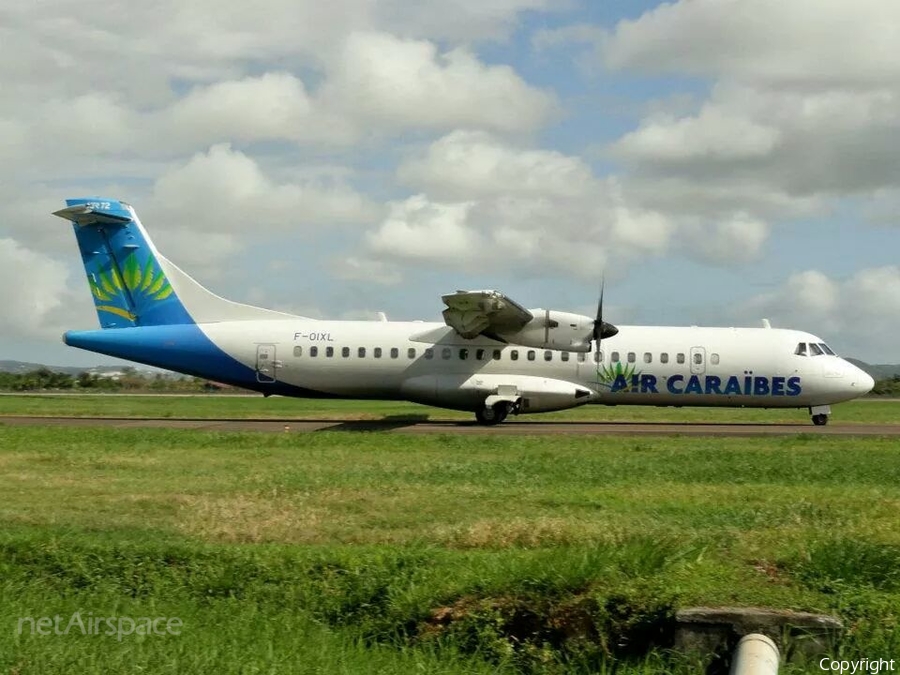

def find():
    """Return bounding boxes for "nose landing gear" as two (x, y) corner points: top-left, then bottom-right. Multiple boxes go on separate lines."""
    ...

(809, 405), (831, 426)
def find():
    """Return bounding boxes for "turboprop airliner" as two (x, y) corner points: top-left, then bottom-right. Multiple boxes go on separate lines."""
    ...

(54, 198), (874, 426)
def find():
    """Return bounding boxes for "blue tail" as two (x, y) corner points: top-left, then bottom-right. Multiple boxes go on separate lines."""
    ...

(54, 198), (193, 328)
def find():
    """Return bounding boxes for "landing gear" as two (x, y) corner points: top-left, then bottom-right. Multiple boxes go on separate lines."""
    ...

(475, 403), (509, 426)
(809, 405), (831, 426)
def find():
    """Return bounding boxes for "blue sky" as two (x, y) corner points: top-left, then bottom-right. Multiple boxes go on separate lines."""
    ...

(1, 0), (898, 365)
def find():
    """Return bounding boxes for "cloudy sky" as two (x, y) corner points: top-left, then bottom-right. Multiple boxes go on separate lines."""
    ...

(1, 0), (898, 365)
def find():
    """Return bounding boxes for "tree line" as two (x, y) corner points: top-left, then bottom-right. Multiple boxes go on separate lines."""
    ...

(0, 368), (220, 392)
(871, 375), (900, 397)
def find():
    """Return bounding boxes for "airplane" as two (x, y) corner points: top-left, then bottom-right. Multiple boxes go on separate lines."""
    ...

(54, 197), (875, 426)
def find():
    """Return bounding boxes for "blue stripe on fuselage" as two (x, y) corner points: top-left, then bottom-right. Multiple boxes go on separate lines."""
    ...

(63, 324), (331, 397)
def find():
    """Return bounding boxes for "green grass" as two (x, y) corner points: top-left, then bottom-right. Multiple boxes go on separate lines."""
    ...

(1, 426), (899, 673)
(0, 393), (898, 424)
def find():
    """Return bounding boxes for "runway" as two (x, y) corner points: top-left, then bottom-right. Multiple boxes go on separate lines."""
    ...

(1, 416), (898, 436)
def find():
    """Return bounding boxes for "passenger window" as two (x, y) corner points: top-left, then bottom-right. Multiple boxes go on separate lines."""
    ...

(643, 352), (652, 364)
(326, 346), (334, 357)
(795, 343), (807, 356)
(511, 350), (519, 361)
(677, 353), (685, 364)
(710, 353), (720, 365)
(459, 348), (469, 360)
(493, 349), (502, 360)
(390, 347), (399, 359)
(561, 352), (570, 362)
(342, 347), (350, 358)
(693, 352), (703, 365)
(358, 347), (366, 358)
(293, 346), (302, 357)
(660, 353), (669, 364)
(310, 346), (318, 357)
(408, 348), (416, 359)
(424, 348), (434, 360)
(809, 343), (823, 356)
(577, 353), (585, 363)
(527, 350), (535, 361)
(476, 349), (485, 360)
(819, 343), (836, 355)
(611, 351), (620, 363)
(627, 352), (636, 363)
(374, 347), (382, 358)
(544, 350), (553, 362)
(442, 347), (451, 359)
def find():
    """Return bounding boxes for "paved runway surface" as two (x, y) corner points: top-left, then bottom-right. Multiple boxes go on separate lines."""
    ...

(2, 416), (898, 436)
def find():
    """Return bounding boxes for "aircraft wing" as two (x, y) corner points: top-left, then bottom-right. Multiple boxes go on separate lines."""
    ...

(441, 290), (533, 339)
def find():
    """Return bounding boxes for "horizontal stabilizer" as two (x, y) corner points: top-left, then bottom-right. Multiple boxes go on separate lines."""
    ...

(53, 204), (133, 227)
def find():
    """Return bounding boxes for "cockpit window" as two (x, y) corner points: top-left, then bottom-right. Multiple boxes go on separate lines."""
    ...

(809, 343), (824, 356)
(795, 343), (807, 356)
(819, 343), (836, 355)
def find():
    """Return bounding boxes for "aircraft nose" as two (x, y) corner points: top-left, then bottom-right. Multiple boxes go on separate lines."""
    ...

(846, 363), (875, 395)
(856, 370), (875, 395)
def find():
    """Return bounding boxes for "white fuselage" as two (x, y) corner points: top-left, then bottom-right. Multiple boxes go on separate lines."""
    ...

(197, 319), (872, 412)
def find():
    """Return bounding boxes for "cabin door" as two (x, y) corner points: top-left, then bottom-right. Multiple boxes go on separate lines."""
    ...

(256, 344), (277, 383)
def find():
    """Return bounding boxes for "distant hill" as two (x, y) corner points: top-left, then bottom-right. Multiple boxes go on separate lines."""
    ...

(846, 359), (900, 381)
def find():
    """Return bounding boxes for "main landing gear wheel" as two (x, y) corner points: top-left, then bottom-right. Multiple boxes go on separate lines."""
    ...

(475, 403), (509, 426)
(811, 414), (828, 426)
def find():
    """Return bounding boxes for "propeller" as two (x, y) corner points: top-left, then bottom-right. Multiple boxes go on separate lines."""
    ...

(592, 279), (618, 363)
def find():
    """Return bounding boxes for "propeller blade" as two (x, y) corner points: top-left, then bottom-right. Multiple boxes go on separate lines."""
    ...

(591, 278), (618, 361)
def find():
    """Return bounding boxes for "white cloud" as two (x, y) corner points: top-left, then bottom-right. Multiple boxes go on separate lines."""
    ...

(603, 0), (900, 88)
(362, 172), (679, 281)
(612, 83), (900, 196)
(0, 238), (91, 338)
(613, 107), (781, 163)
(600, 0), (900, 201)
(743, 267), (900, 359)
(367, 196), (480, 262)
(681, 214), (770, 265)
(164, 73), (313, 147)
(318, 32), (557, 139)
(150, 144), (378, 233)
(375, 0), (560, 42)
(562, 0), (900, 273)
(332, 256), (403, 286)
(397, 130), (592, 199)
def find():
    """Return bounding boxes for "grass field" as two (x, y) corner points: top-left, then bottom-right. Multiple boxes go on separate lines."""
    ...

(1, 398), (899, 673)
(1, 393), (898, 425)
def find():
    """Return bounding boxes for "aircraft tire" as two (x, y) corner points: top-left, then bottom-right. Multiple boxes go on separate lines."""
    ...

(811, 414), (828, 426)
(475, 404), (508, 426)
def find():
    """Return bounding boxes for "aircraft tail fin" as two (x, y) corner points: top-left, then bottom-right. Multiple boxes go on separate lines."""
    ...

(54, 198), (298, 328)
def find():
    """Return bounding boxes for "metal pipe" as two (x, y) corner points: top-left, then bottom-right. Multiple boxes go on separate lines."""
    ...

(730, 633), (779, 675)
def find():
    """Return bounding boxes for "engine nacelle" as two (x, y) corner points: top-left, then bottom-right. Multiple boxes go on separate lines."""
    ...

(499, 309), (594, 352)
(401, 373), (596, 413)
